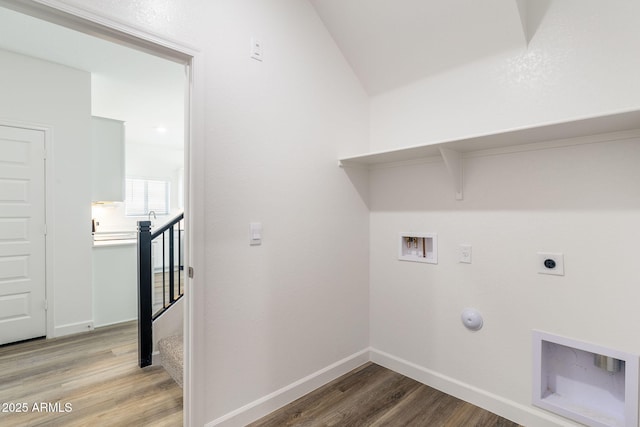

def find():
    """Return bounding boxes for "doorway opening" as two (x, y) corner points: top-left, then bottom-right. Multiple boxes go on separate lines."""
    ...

(0, 0), (196, 424)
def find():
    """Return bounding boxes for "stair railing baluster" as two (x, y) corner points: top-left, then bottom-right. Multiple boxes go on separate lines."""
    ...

(137, 220), (153, 368)
(137, 212), (185, 368)
(169, 224), (175, 304)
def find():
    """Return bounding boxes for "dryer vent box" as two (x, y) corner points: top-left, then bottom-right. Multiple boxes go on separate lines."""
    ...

(399, 232), (437, 264)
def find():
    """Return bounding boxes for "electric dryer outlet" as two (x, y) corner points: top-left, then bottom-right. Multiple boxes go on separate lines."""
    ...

(537, 252), (564, 276)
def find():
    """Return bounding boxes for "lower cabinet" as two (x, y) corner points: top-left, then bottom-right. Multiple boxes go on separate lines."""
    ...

(92, 242), (137, 327)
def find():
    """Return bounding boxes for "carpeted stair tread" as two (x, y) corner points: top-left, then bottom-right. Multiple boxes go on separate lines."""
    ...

(158, 335), (183, 387)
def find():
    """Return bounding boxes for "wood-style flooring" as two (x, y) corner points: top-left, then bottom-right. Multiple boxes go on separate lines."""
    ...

(1, 321), (520, 427)
(249, 362), (522, 427)
(0, 321), (182, 427)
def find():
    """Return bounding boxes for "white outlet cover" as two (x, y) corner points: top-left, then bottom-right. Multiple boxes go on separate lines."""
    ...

(250, 37), (263, 61)
(537, 252), (564, 276)
(459, 244), (472, 264)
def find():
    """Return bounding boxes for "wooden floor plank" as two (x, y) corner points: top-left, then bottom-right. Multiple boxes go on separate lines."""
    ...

(0, 321), (182, 427)
(249, 362), (522, 427)
(2, 322), (523, 426)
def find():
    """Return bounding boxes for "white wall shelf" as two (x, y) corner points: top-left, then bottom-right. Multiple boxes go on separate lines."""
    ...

(338, 109), (640, 200)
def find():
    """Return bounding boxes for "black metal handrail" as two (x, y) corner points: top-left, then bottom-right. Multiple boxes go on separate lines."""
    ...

(137, 212), (184, 368)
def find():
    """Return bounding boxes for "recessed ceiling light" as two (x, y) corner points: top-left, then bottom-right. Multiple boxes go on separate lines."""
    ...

(155, 126), (168, 133)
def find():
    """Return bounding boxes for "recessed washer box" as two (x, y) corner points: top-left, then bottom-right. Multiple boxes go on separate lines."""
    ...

(398, 232), (437, 264)
(532, 330), (638, 427)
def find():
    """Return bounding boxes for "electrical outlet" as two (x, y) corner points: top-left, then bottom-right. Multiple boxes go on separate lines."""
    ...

(538, 252), (564, 276)
(249, 222), (262, 245)
(459, 244), (472, 263)
(250, 37), (263, 61)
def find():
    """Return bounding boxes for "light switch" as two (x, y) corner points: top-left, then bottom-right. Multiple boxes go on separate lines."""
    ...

(249, 222), (262, 246)
(250, 37), (263, 61)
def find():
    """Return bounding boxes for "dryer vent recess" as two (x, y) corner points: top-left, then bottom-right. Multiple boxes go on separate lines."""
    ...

(399, 233), (437, 264)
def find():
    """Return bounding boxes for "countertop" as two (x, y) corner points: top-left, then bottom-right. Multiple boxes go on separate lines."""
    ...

(93, 231), (137, 247)
(93, 239), (137, 247)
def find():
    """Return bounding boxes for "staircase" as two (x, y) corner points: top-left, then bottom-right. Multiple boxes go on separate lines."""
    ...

(158, 335), (183, 387)
(137, 212), (185, 384)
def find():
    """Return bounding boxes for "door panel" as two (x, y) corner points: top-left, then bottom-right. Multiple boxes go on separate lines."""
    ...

(0, 125), (46, 344)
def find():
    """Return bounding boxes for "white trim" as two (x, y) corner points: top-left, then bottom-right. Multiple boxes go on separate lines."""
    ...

(184, 52), (207, 427)
(54, 320), (95, 337)
(205, 348), (371, 427)
(0, 0), (197, 63)
(94, 317), (138, 329)
(369, 348), (568, 427)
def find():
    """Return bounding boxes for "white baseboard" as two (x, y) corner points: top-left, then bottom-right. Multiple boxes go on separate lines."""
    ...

(94, 317), (137, 329)
(369, 348), (567, 427)
(52, 320), (95, 338)
(151, 350), (161, 366)
(205, 348), (370, 427)
(204, 347), (569, 427)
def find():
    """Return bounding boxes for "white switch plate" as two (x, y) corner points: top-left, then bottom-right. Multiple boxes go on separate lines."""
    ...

(459, 244), (472, 263)
(249, 222), (262, 245)
(250, 37), (263, 61)
(538, 252), (564, 276)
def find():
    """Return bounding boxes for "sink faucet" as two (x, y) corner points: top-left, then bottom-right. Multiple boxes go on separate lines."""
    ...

(147, 211), (157, 222)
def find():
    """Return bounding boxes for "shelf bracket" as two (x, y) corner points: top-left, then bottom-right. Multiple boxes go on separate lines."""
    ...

(439, 147), (463, 200)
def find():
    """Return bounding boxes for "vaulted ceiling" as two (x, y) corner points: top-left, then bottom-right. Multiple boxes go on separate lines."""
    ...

(0, 0), (550, 124)
(310, 0), (546, 95)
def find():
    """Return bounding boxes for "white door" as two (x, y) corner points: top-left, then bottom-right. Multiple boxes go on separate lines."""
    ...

(0, 125), (46, 344)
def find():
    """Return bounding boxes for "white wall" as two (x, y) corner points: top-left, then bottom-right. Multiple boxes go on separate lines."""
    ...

(46, 1), (371, 425)
(0, 49), (93, 336)
(369, 138), (640, 426)
(369, 1), (640, 153)
(198, 2), (370, 422)
(366, 2), (640, 425)
(26, 1), (640, 426)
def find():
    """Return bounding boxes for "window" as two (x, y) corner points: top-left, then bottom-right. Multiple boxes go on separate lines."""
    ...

(125, 178), (170, 216)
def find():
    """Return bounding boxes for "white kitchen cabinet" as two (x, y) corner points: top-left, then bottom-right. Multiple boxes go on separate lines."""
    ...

(92, 242), (137, 327)
(91, 116), (125, 202)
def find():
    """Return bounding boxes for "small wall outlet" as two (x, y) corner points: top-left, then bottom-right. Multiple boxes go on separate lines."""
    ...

(459, 244), (472, 264)
(399, 233), (437, 264)
(250, 37), (263, 61)
(538, 252), (564, 276)
(249, 222), (262, 246)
